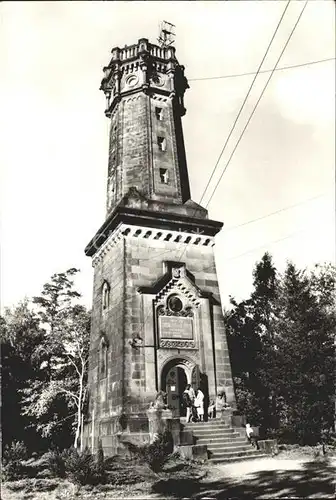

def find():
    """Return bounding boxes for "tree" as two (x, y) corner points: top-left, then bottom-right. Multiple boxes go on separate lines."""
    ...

(0, 301), (45, 450)
(226, 253), (279, 432)
(274, 262), (335, 443)
(22, 269), (90, 449)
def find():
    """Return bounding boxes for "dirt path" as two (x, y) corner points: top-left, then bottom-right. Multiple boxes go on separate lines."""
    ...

(2, 457), (335, 499)
(212, 456), (312, 478)
(199, 456), (336, 499)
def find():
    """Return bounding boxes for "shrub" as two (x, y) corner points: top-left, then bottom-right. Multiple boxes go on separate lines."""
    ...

(3, 441), (28, 465)
(2, 441), (28, 481)
(43, 446), (107, 485)
(62, 447), (106, 485)
(95, 440), (105, 478)
(141, 430), (174, 472)
(45, 449), (66, 478)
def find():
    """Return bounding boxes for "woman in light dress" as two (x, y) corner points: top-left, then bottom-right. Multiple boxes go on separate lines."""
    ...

(194, 388), (204, 421)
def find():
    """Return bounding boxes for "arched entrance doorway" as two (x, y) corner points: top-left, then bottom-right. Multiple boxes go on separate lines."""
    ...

(161, 358), (191, 417)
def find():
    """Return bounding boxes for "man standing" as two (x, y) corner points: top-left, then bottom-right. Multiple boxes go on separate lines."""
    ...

(183, 384), (195, 422)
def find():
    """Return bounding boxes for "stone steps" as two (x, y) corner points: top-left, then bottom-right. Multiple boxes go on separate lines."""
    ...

(190, 429), (238, 438)
(184, 424), (235, 431)
(185, 420), (266, 463)
(184, 422), (230, 430)
(210, 451), (267, 463)
(196, 436), (246, 445)
(205, 442), (250, 450)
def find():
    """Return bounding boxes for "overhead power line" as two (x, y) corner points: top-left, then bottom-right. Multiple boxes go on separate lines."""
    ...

(188, 57), (335, 82)
(197, 0), (291, 209)
(224, 192), (331, 232)
(138, 1), (294, 329)
(205, 0), (309, 209)
(170, 0), (291, 278)
(224, 222), (331, 262)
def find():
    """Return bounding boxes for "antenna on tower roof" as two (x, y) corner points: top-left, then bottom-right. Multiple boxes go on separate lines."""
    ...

(158, 21), (176, 48)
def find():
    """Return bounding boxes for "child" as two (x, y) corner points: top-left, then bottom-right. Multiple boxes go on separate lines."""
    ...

(208, 400), (215, 419)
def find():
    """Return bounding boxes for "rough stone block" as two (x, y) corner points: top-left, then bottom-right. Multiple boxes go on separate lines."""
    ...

(178, 444), (208, 461)
(258, 439), (279, 455)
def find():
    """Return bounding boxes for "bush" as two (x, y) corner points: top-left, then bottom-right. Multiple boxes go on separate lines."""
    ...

(63, 447), (106, 485)
(2, 441), (28, 481)
(44, 446), (106, 485)
(95, 440), (105, 477)
(141, 430), (174, 472)
(45, 450), (66, 478)
(3, 441), (28, 464)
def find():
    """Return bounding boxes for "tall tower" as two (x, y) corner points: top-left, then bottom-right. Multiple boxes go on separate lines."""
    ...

(84, 37), (236, 455)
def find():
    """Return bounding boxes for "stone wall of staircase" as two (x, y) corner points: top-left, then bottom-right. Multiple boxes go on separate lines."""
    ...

(183, 420), (265, 463)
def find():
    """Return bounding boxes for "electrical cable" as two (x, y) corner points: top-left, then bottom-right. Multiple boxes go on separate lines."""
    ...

(197, 0), (291, 208)
(205, 0), (309, 209)
(173, 0), (294, 270)
(96, 0), (313, 334)
(188, 57), (335, 82)
(223, 192), (331, 232)
(139, 0), (310, 326)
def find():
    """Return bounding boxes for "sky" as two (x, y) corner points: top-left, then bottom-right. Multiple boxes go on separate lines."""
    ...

(1, 1), (335, 312)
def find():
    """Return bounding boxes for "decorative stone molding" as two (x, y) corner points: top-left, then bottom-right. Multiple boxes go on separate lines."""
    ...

(151, 94), (168, 103)
(154, 276), (202, 307)
(91, 223), (215, 267)
(157, 304), (194, 318)
(92, 227), (124, 267)
(157, 352), (198, 367)
(160, 339), (196, 349)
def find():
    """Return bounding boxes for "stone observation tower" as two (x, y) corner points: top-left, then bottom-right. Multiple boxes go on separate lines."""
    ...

(84, 36), (238, 456)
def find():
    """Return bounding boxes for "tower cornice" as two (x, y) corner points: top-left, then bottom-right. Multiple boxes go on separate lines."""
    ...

(100, 38), (188, 118)
(85, 205), (223, 257)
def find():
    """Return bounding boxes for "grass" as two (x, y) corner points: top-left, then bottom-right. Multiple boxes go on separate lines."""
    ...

(1, 448), (335, 499)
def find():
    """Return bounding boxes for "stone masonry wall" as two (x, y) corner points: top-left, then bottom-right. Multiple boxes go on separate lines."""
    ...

(87, 229), (236, 442)
(106, 94), (187, 216)
(88, 237), (125, 426)
(123, 233), (236, 413)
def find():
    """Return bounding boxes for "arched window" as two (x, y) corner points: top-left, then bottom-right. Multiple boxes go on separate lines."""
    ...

(102, 281), (110, 312)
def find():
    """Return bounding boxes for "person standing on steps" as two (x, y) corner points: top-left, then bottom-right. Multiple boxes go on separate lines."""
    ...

(208, 400), (215, 419)
(194, 388), (204, 422)
(246, 423), (260, 450)
(187, 384), (195, 404)
(183, 384), (194, 423)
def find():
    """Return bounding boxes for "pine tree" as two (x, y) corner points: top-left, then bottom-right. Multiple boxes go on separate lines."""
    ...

(275, 262), (335, 443)
(226, 253), (279, 432)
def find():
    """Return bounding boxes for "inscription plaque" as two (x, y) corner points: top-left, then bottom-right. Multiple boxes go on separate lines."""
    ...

(159, 316), (193, 340)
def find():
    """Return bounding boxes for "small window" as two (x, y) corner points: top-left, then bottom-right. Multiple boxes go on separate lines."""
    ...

(157, 136), (166, 152)
(102, 281), (110, 311)
(155, 107), (163, 120)
(159, 168), (169, 184)
(99, 338), (108, 378)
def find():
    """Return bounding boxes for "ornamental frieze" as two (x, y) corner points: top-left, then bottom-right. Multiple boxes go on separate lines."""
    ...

(157, 304), (193, 317)
(159, 339), (196, 349)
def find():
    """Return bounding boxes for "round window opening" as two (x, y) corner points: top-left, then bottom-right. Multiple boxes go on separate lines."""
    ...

(126, 74), (138, 87)
(167, 295), (183, 313)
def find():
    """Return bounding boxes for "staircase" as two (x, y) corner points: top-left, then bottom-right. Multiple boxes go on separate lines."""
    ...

(184, 420), (266, 463)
